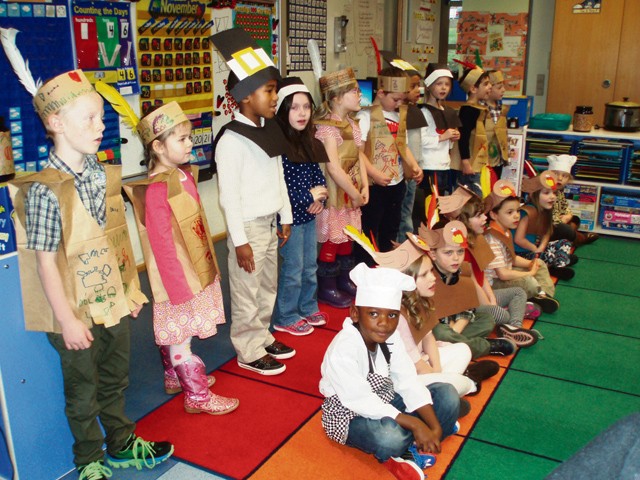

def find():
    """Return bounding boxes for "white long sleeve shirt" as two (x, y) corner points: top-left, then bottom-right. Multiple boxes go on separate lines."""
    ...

(215, 112), (293, 246)
(419, 107), (452, 171)
(319, 318), (432, 420)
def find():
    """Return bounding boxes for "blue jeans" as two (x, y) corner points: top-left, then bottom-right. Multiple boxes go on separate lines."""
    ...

(345, 383), (459, 462)
(273, 219), (319, 327)
(397, 179), (417, 241)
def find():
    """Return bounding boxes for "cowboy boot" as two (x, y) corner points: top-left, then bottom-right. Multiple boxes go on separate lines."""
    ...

(159, 345), (215, 394)
(174, 356), (239, 415)
(317, 261), (352, 308)
(336, 254), (357, 297)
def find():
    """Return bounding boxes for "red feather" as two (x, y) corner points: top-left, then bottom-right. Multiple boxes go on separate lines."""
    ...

(370, 36), (382, 74)
(453, 58), (478, 70)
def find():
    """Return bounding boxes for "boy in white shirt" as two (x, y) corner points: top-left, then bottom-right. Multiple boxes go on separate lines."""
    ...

(320, 263), (459, 480)
(211, 29), (294, 376)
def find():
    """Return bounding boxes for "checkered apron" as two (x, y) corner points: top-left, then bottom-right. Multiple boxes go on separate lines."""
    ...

(321, 343), (396, 444)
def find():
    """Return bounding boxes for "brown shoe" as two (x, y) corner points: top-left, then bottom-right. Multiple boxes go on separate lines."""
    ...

(238, 355), (286, 375)
(266, 340), (296, 359)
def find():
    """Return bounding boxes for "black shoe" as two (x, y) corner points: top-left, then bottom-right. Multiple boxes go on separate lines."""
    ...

(265, 340), (296, 360)
(459, 398), (471, 418)
(497, 324), (539, 348)
(238, 355), (286, 375)
(568, 254), (579, 266)
(531, 295), (559, 314)
(464, 360), (500, 396)
(488, 338), (517, 356)
(549, 266), (575, 280)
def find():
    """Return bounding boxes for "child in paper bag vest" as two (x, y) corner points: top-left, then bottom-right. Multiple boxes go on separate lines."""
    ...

(439, 184), (540, 348)
(272, 77), (329, 336)
(420, 220), (516, 358)
(319, 263), (459, 480)
(120, 100), (238, 415)
(418, 63), (461, 197)
(7, 67), (172, 478)
(451, 61), (492, 197)
(211, 28), (295, 376)
(479, 70), (510, 179)
(484, 184), (560, 314)
(355, 65), (423, 266)
(547, 154), (599, 246)
(313, 67), (370, 308)
(368, 43), (428, 240)
(514, 170), (577, 280)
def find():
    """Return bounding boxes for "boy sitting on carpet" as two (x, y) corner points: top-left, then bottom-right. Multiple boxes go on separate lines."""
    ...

(319, 263), (459, 480)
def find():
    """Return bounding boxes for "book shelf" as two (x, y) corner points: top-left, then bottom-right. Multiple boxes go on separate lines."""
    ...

(525, 128), (640, 239)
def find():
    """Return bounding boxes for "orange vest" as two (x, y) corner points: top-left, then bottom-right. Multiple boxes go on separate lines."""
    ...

(363, 104), (409, 182)
(9, 165), (147, 332)
(487, 104), (510, 167)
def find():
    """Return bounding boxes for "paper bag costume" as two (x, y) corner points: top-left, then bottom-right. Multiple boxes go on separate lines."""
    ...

(123, 166), (219, 303)
(9, 165), (147, 332)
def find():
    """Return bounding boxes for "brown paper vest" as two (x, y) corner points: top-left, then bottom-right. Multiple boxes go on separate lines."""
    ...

(123, 166), (218, 303)
(9, 165), (147, 333)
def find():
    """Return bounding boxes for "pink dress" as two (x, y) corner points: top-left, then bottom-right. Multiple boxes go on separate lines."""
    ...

(315, 114), (362, 244)
(145, 170), (225, 345)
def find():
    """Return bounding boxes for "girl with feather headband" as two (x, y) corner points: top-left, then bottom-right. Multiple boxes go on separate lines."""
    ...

(1, 27), (174, 476)
(98, 83), (239, 417)
(308, 39), (370, 308)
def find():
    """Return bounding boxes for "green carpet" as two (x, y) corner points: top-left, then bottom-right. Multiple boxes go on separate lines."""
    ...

(576, 236), (640, 266)
(511, 324), (640, 395)
(546, 288), (638, 336)
(561, 259), (640, 297)
(445, 439), (558, 480)
(445, 235), (640, 479)
(468, 371), (640, 461)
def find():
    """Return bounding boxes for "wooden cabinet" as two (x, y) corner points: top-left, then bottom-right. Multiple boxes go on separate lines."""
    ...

(546, 0), (640, 126)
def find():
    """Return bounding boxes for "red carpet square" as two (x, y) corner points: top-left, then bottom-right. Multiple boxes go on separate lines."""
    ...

(134, 371), (322, 479)
(219, 329), (337, 398)
(317, 302), (351, 332)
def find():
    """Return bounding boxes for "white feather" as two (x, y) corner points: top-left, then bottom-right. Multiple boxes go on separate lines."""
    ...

(1, 27), (42, 96)
(307, 39), (323, 81)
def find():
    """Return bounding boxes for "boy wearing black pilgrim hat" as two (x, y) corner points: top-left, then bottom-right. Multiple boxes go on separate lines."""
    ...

(211, 28), (294, 376)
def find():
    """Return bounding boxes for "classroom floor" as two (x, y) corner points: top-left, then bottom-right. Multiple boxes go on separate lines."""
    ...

(59, 235), (640, 480)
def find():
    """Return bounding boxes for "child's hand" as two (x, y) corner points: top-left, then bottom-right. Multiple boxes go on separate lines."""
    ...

(371, 170), (392, 186)
(351, 194), (365, 208)
(130, 301), (143, 318)
(310, 185), (328, 202)
(412, 424), (442, 454)
(278, 224), (291, 247)
(61, 318), (94, 350)
(236, 243), (255, 273)
(440, 128), (460, 142)
(307, 201), (324, 215)
(411, 166), (424, 184)
(360, 186), (369, 205)
(461, 159), (474, 175)
(529, 258), (541, 274)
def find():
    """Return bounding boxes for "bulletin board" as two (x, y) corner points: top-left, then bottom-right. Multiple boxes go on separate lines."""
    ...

(456, 11), (528, 94)
(287, 0), (326, 72)
(402, 0), (437, 71)
(0, 0), (74, 173)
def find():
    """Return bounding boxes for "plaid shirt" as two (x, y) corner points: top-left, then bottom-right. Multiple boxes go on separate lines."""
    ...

(25, 152), (106, 251)
(480, 100), (502, 124)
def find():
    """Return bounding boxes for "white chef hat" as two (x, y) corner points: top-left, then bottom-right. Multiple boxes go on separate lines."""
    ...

(350, 263), (416, 310)
(547, 154), (577, 174)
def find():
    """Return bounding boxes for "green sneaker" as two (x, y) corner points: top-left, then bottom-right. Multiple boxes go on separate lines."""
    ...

(105, 434), (174, 470)
(77, 460), (112, 480)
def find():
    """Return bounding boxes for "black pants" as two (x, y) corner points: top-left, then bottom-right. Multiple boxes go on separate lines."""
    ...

(355, 181), (406, 266)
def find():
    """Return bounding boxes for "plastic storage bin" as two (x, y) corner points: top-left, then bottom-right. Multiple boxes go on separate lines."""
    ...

(528, 114), (572, 131)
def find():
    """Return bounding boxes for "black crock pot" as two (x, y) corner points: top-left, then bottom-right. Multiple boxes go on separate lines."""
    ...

(604, 98), (640, 132)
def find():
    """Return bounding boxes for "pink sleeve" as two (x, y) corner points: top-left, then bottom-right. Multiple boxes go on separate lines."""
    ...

(397, 315), (423, 364)
(350, 118), (363, 147)
(315, 124), (344, 147)
(145, 182), (194, 305)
